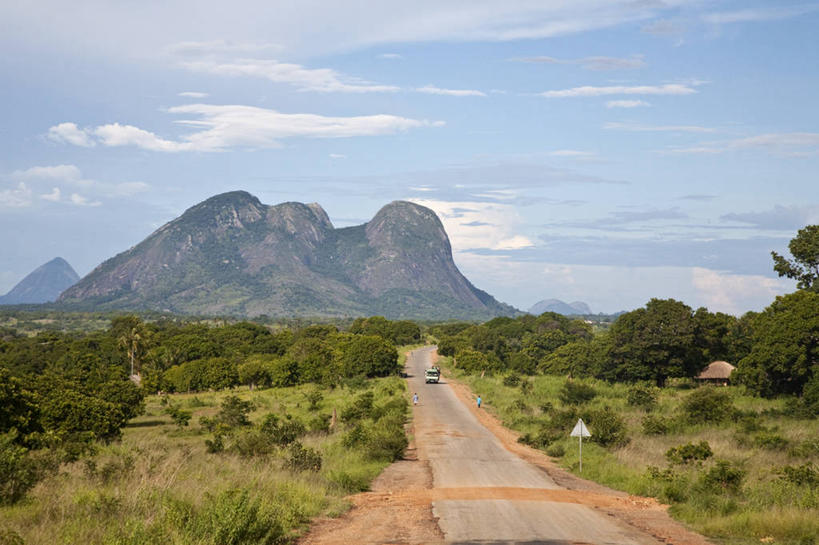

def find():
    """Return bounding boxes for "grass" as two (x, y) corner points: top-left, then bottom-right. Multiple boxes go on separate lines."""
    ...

(440, 356), (819, 545)
(0, 376), (408, 544)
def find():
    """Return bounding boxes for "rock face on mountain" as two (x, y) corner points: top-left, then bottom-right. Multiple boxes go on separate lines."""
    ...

(0, 257), (80, 305)
(59, 191), (516, 319)
(528, 299), (592, 316)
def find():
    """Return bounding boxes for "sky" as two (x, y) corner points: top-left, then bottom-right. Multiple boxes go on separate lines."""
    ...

(1, 0), (818, 315)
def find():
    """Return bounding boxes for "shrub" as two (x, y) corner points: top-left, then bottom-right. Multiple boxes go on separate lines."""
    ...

(215, 395), (254, 429)
(627, 384), (658, 410)
(165, 405), (192, 428)
(681, 387), (735, 424)
(0, 430), (41, 505)
(666, 441), (713, 465)
(545, 443), (566, 457)
(205, 434), (224, 454)
(231, 430), (275, 458)
(559, 380), (597, 405)
(308, 414), (331, 434)
(778, 463), (819, 486)
(341, 391), (374, 422)
(363, 416), (408, 462)
(700, 460), (745, 494)
(328, 470), (371, 493)
(520, 380), (533, 395)
(260, 414), (305, 447)
(789, 439), (819, 458)
(285, 442), (322, 472)
(752, 432), (790, 450)
(503, 373), (521, 387)
(641, 414), (671, 435)
(586, 408), (629, 448)
(195, 489), (284, 545)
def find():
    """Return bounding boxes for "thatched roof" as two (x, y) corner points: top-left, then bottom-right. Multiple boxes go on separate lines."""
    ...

(696, 360), (736, 380)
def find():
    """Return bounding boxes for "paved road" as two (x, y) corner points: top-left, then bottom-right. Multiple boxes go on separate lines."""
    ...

(407, 346), (661, 545)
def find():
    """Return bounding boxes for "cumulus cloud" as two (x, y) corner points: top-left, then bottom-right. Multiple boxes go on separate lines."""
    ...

(182, 59), (399, 93)
(0, 183), (33, 207)
(69, 193), (102, 207)
(540, 83), (696, 98)
(514, 54), (645, 71)
(691, 267), (790, 315)
(408, 198), (535, 251)
(416, 85), (487, 97)
(47, 122), (95, 147)
(606, 99), (650, 108)
(7, 164), (149, 204)
(41, 187), (61, 202)
(50, 105), (443, 152)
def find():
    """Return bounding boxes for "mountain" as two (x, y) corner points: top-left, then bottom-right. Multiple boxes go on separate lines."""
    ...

(0, 257), (80, 305)
(58, 192), (516, 320)
(528, 299), (592, 316)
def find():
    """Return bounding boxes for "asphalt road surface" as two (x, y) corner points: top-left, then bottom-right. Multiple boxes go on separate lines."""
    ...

(407, 346), (663, 545)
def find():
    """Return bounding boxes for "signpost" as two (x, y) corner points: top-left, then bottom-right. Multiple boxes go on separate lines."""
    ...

(570, 418), (591, 472)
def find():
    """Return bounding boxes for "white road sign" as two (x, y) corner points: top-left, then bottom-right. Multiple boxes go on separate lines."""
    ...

(570, 418), (591, 438)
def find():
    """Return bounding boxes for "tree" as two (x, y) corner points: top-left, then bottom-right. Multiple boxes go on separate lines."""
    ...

(772, 225), (819, 291)
(113, 316), (149, 378)
(735, 290), (819, 396)
(339, 335), (399, 378)
(606, 299), (699, 386)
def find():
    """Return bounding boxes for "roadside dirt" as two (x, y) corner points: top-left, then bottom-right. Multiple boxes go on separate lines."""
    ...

(299, 348), (713, 545)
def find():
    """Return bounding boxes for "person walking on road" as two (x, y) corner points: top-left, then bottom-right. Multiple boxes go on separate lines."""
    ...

(476, 395), (482, 408)
(413, 392), (419, 406)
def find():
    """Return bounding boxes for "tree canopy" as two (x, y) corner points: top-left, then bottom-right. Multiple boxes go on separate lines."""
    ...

(772, 225), (819, 291)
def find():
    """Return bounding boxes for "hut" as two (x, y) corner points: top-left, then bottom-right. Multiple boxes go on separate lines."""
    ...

(695, 360), (736, 386)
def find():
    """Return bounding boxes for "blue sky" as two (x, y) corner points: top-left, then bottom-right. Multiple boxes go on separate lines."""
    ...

(1, 0), (818, 314)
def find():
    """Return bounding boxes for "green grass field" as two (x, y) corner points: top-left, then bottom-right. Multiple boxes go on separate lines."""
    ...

(1, 377), (407, 545)
(440, 356), (819, 545)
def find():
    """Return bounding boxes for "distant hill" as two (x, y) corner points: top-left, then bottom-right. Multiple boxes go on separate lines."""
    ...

(0, 257), (79, 305)
(59, 191), (517, 320)
(528, 299), (592, 316)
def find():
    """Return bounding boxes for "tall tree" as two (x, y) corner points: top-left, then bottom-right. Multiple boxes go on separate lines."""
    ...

(772, 225), (819, 291)
(112, 316), (149, 378)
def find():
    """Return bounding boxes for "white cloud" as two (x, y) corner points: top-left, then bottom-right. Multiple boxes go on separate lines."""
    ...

(329, 153), (346, 159)
(182, 59), (399, 93)
(691, 267), (790, 315)
(47, 122), (95, 147)
(514, 54), (645, 71)
(541, 83), (696, 98)
(703, 6), (819, 25)
(606, 99), (650, 108)
(604, 121), (715, 132)
(666, 132), (819, 156)
(417, 85), (487, 97)
(12, 164), (83, 181)
(41, 187), (61, 202)
(178, 91), (209, 98)
(0, 183), (33, 207)
(408, 198), (534, 251)
(378, 53), (403, 59)
(51, 104), (443, 152)
(69, 193), (102, 207)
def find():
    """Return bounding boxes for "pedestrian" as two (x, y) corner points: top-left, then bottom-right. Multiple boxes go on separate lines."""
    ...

(413, 392), (419, 405)
(476, 395), (482, 408)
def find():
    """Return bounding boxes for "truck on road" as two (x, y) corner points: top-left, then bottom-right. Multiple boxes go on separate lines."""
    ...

(425, 367), (441, 384)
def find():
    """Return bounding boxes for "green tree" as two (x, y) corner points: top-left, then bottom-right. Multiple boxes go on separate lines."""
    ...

(339, 335), (399, 378)
(0, 368), (39, 438)
(112, 316), (149, 378)
(606, 299), (699, 386)
(772, 225), (819, 291)
(735, 290), (819, 396)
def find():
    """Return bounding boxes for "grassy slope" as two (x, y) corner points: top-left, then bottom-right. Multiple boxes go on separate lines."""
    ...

(1, 377), (407, 545)
(439, 356), (819, 545)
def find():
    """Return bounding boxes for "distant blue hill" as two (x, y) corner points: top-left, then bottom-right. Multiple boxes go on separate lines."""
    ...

(0, 257), (79, 305)
(528, 298), (592, 316)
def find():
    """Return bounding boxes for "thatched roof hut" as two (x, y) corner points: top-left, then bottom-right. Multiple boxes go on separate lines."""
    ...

(696, 360), (736, 385)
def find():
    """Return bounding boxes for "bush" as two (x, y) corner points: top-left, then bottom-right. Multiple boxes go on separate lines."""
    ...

(681, 388), (735, 424)
(627, 384), (658, 410)
(165, 405), (192, 428)
(341, 391), (374, 422)
(586, 408), (629, 448)
(215, 395), (254, 429)
(231, 430), (275, 458)
(666, 441), (713, 465)
(194, 489), (284, 545)
(753, 432), (790, 450)
(364, 416), (408, 462)
(778, 463), (818, 486)
(700, 460), (745, 494)
(789, 439), (819, 458)
(641, 414), (671, 435)
(503, 373), (521, 387)
(559, 380), (597, 405)
(0, 430), (41, 505)
(285, 442), (322, 472)
(260, 414), (305, 446)
(545, 443), (566, 457)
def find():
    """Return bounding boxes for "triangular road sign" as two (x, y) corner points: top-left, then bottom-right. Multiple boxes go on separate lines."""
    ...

(570, 418), (591, 438)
